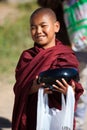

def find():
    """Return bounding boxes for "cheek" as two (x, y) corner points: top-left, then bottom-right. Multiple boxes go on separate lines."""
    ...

(31, 30), (35, 38)
(30, 32), (35, 41)
(46, 27), (55, 36)
(31, 30), (34, 34)
(48, 26), (55, 32)
(44, 28), (52, 35)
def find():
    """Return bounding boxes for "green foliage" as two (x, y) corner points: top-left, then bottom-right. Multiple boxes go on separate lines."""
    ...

(0, 1), (39, 76)
(17, 1), (38, 11)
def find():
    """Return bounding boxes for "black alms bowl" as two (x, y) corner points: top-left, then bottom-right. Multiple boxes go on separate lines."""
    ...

(37, 68), (79, 89)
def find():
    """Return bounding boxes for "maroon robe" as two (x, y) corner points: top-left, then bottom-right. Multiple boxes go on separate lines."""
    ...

(12, 39), (83, 130)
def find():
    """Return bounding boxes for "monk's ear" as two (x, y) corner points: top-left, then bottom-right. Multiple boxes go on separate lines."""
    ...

(54, 21), (60, 33)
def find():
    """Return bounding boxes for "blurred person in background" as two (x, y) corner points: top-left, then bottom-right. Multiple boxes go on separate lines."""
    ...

(63, 0), (87, 52)
(63, 0), (87, 129)
(37, 0), (87, 130)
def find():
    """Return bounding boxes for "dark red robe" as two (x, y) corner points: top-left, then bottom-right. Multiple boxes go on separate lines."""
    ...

(12, 39), (83, 130)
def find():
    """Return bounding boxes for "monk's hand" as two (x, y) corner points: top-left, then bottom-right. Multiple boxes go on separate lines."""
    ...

(30, 76), (45, 94)
(71, 80), (75, 94)
(44, 87), (53, 94)
(52, 78), (69, 95)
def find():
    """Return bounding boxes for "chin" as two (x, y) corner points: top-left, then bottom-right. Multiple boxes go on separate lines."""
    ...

(37, 41), (47, 46)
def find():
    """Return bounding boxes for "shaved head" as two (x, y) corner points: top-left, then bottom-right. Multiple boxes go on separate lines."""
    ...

(29, 7), (60, 49)
(30, 7), (57, 22)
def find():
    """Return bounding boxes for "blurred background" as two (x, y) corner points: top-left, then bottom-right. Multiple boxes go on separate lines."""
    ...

(0, 0), (39, 129)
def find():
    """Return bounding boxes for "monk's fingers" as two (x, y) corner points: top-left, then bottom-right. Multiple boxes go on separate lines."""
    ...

(56, 79), (68, 89)
(33, 75), (38, 85)
(61, 78), (69, 88)
(52, 84), (67, 95)
(44, 88), (52, 94)
(71, 81), (75, 93)
(71, 81), (75, 88)
(52, 78), (69, 94)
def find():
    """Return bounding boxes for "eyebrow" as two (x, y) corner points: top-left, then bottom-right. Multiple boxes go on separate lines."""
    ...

(31, 22), (48, 26)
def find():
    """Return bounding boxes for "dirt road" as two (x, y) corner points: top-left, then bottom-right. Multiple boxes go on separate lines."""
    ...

(0, 76), (14, 130)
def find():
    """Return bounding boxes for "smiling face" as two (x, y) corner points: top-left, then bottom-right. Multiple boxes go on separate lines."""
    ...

(30, 8), (60, 49)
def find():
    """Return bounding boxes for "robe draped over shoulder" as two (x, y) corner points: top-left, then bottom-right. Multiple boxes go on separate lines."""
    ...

(12, 39), (83, 130)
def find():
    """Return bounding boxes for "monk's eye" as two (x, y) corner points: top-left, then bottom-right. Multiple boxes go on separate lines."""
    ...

(41, 25), (48, 28)
(31, 26), (36, 30)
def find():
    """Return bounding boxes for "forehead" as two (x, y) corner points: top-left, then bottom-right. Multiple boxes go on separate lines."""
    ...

(30, 12), (54, 25)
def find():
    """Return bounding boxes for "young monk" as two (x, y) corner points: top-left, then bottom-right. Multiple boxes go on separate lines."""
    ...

(12, 8), (84, 130)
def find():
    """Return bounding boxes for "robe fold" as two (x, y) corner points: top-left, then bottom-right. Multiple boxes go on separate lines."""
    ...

(12, 39), (83, 130)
